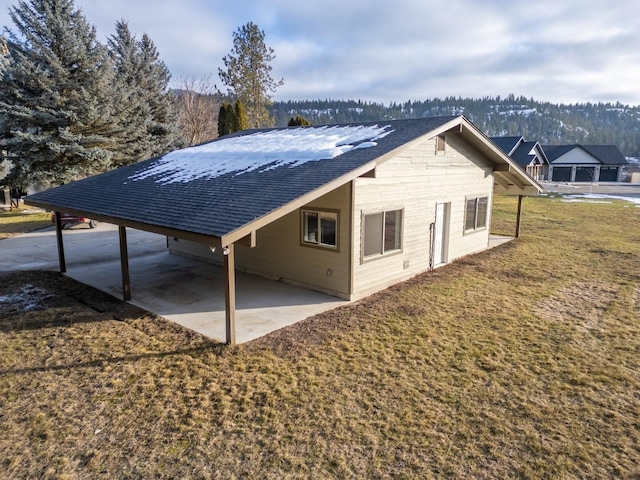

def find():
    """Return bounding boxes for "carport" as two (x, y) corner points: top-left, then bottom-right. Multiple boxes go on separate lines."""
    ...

(0, 224), (347, 344)
(62, 227), (348, 343)
(40, 210), (268, 345)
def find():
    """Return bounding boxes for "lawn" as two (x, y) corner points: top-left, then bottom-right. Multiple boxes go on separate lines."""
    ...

(0, 205), (51, 239)
(1, 194), (639, 479)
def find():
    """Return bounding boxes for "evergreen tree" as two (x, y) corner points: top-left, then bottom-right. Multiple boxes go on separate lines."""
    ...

(288, 115), (311, 126)
(217, 102), (232, 136)
(234, 99), (247, 131)
(224, 102), (237, 134)
(0, 36), (9, 184)
(107, 21), (180, 166)
(217, 100), (247, 136)
(0, 0), (120, 186)
(217, 102), (226, 137)
(218, 22), (283, 128)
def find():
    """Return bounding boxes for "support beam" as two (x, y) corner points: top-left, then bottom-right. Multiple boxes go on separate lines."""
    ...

(223, 243), (236, 345)
(493, 173), (510, 190)
(54, 211), (66, 273)
(119, 226), (131, 301)
(237, 230), (257, 248)
(492, 164), (510, 172)
(515, 195), (524, 238)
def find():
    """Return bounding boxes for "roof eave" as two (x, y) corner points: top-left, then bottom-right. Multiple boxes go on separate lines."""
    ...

(25, 197), (225, 248)
(456, 116), (543, 195)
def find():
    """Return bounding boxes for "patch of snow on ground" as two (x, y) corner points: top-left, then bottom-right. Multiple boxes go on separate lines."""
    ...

(129, 124), (393, 184)
(0, 284), (54, 313)
(562, 193), (640, 207)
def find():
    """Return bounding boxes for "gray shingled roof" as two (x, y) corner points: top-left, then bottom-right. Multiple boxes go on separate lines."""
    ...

(510, 141), (537, 166)
(490, 136), (523, 155)
(27, 116), (459, 240)
(543, 145), (628, 165)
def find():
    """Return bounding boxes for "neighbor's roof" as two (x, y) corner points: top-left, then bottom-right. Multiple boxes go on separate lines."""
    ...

(543, 144), (628, 165)
(512, 141), (550, 167)
(491, 137), (549, 167)
(490, 136), (524, 155)
(27, 116), (540, 246)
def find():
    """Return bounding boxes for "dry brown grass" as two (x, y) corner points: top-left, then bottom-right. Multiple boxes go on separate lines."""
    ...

(0, 206), (51, 239)
(1, 194), (639, 479)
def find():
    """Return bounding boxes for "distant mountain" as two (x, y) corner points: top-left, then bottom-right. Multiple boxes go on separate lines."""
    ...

(269, 95), (640, 157)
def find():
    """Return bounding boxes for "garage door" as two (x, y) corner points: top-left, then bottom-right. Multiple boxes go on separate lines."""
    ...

(575, 167), (596, 182)
(599, 167), (619, 182)
(552, 167), (572, 182)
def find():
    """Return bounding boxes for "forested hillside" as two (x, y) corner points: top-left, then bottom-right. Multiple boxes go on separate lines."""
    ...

(269, 95), (640, 157)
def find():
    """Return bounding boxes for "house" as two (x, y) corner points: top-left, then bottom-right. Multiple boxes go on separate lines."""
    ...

(543, 144), (627, 182)
(25, 115), (541, 344)
(491, 136), (550, 181)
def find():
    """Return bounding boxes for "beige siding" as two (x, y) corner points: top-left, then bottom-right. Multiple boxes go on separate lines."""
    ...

(170, 183), (352, 299)
(352, 134), (494, 299)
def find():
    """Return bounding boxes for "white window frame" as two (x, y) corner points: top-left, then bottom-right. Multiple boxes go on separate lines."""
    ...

(301, 209), (339, 250)
(361, 209), (403, 261)
(464, 196), (489, 233)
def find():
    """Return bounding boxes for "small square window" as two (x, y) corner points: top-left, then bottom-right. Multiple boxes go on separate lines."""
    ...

(436, 135), (446, 153)
(302, 209), (338, 249)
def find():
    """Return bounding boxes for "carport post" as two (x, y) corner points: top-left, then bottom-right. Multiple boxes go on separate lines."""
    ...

(515, 195), (524, 238)
(54, 211), (66, 273)
(119, 226), (131, 301)
(223, 243), (236, 345)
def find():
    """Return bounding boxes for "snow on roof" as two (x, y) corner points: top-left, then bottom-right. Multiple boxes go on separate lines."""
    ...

(129, 124), (393, 184)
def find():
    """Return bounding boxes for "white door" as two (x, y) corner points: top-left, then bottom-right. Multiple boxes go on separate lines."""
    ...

(433, 202), (450, 266)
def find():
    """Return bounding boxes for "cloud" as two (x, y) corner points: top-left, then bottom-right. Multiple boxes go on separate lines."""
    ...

(1, 0), (639, 104)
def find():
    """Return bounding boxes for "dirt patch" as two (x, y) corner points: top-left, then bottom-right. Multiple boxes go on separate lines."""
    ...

(534, 281), (619, 331)
(0, 284), (54, 315)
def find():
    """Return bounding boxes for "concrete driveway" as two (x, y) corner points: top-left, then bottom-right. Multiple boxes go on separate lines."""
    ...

(0, 223), (347, 343)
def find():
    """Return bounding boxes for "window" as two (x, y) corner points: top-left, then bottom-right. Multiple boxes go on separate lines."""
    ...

(362, 209), (403, 259)
(302, 209), (338, 249)
(465, 196), (488, 232)
(436, 134), (446, 153)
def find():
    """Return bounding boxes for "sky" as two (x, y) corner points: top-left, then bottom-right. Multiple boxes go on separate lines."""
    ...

(1, 0), (639, 106)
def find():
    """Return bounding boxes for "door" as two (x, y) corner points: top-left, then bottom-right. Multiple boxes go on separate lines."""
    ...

(575, 167), (596, 182)
(432, 202), (450, 267)
(552, 167), (572, 182)
(599, 167), (619, 182)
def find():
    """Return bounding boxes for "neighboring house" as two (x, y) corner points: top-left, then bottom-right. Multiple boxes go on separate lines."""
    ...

(26, 115), (541, 344)
(543, 144), (628, 182)
(491, 136), (550, 181)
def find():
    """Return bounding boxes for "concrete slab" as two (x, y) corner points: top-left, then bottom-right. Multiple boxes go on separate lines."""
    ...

(66, 249), (347, 343)
(488, 235), (513, 249)
(1, 223), (347, 343)
(0, 222), (167, 271)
